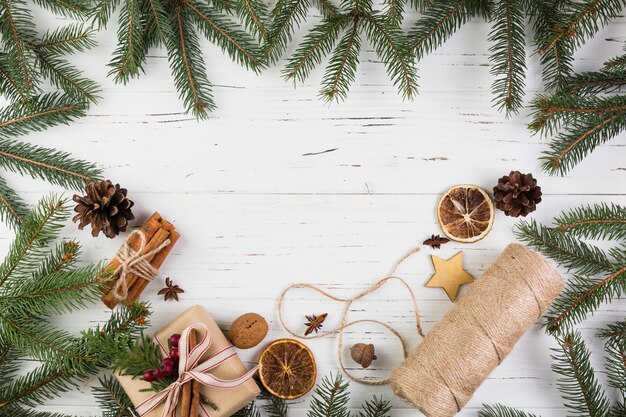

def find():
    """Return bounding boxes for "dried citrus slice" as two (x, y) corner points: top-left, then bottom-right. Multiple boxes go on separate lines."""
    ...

(437, 184), (494, 243)
(258, 339), (317, 400)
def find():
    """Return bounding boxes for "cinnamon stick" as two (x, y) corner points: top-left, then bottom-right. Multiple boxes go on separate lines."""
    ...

(123, 224), (180, 306)
(100, 212), (162, 295)
(190, 379), (201, 417)
(102, 225), (171, 309)
(180, 329), (197, 417)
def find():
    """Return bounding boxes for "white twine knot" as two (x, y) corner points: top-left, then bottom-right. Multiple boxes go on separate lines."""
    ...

(112, 229), (171, 301)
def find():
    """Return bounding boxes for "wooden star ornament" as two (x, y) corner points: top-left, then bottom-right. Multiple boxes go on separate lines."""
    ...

(425, 252), (474, 301)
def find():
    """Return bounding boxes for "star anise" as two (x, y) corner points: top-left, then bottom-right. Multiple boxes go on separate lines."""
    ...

(158, 277), (184, 301)
(304, 313), (328, 336)
(423, 234), (450, 249)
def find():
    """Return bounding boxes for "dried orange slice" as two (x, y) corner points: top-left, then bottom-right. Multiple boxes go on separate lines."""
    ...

(258, 339), (317, 400)
(437, 184), (494, 243)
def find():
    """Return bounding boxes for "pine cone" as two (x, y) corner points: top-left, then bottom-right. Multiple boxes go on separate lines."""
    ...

(493, 171), (542, 217)
(73, 180), (134, 238)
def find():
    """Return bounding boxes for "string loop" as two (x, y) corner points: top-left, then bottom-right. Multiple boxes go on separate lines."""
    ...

(277, 247), (424, 385)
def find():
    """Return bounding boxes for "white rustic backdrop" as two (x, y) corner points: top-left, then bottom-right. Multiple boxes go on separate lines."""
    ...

(3, 5), (626, 417)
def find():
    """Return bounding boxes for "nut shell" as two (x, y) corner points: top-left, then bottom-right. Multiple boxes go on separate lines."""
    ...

(229, 313), (268, 349)
(350, 343), (377, 368)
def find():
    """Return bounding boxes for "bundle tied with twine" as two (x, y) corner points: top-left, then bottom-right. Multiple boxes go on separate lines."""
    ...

(278, 243), (563, 417)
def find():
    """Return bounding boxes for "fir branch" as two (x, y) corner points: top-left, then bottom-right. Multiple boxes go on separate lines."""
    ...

(32, 240), (80, 280)
(361, 12), (418, 100)
(553, 203), (626, 241)
(382, 0), (407, 25)
(93, 375), (136, 417)
(0, 138), (101, 190)
(479, 404), (540, 417)
(184, 0), (265, 72)
(0, 175), (28, 230)
(604, 52), (626, 71)
(0, 336), (20, 389)
(258, 388), (289, 417)
(307, 373), (350, 417)
(527, 0), (572, 90)
(598, 321), (626, 397)
(36, 52), (100, 104)
(0, 93), (86, 139)
(488, 0), (526, 115)
(565, 69), (626, 94)
(0, 54), (31, 106)
(515, 219), (615, 277)
(265, 0), (313, 63)
(0, 310), (91, 367)
(236, 0), (270, 42)
(1, 264), (103, 317)
(283, 15), (349, 84)
(0, 196), (68, 288)
(358, 396), (392, 417)
(35, 24), (97, 56)
(552, 332), (612, 417)
(530, 94), (626, 136)
(143, 0), (172, 47)
(320, 19), (361, 102)
(545, 269), (626, 334)
(0, 0), (38, 95)
(30, 0), (90, 18)
(408, 0), (488, 59)
(166, 5), (215, 118)
(90, 0), (122, 29)
(540, 106), (626, 175)
(108, 0), (146, 83)
(0, 362), (86, 410)
(538, 0), (625, 59)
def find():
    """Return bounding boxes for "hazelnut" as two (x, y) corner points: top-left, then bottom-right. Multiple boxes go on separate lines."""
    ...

(229, 313), (268, 349)
(350, 343), (377, 368)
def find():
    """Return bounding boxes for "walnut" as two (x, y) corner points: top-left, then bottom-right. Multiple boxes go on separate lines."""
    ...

(228, 313), (268, 349)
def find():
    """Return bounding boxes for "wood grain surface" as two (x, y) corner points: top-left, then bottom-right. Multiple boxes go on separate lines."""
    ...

(3, 5), (625, 417)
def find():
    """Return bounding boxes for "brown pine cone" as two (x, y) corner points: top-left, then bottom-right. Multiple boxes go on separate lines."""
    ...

(73, 180), (134, 238)
(493, 171), (542, 217)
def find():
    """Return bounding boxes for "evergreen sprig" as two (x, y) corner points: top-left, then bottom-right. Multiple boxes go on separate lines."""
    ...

(488, 0), (526, 115)
(92, 0), (266, 119)
(0, 196), (148, 416)
(481, 325), (625, 417)
(0, 0), (99, 136)
(0, 138), (101, 230)
(93, 375), (137, 417)
(529, 45), (626, 175)
(515, 203), (626, 334)
(282, 0), (418, 102)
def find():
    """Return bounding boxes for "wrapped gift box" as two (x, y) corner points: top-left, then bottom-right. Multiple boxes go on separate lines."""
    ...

(116, 305), (260, 417)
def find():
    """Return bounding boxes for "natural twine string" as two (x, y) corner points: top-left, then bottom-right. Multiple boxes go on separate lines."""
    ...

(277, 246), (424, 385)
(389, 243), (564, 417)
(112, 230), (171, 301)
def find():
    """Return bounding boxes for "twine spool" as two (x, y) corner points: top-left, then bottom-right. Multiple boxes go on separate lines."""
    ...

(390, 243), (564, 417)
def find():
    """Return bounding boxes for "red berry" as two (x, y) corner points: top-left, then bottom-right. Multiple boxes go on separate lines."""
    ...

(143, 370), (155, 382)
(169, 348), (179, 361)
(161, 357), (174, 367)
(153, 369), (163, 379)
(161, 363), (174, 376)
(169, 334), (181, 348)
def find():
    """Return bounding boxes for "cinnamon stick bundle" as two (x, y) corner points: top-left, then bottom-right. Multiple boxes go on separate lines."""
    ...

(101, 212), (180, 309)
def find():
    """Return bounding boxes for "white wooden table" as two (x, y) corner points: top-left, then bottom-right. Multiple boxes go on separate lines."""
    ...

(5, 7), (626, 417)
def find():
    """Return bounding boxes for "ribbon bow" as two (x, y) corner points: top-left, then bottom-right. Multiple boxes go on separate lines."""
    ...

(135, 323), (258, 417)
(112, 230), (171, 301)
